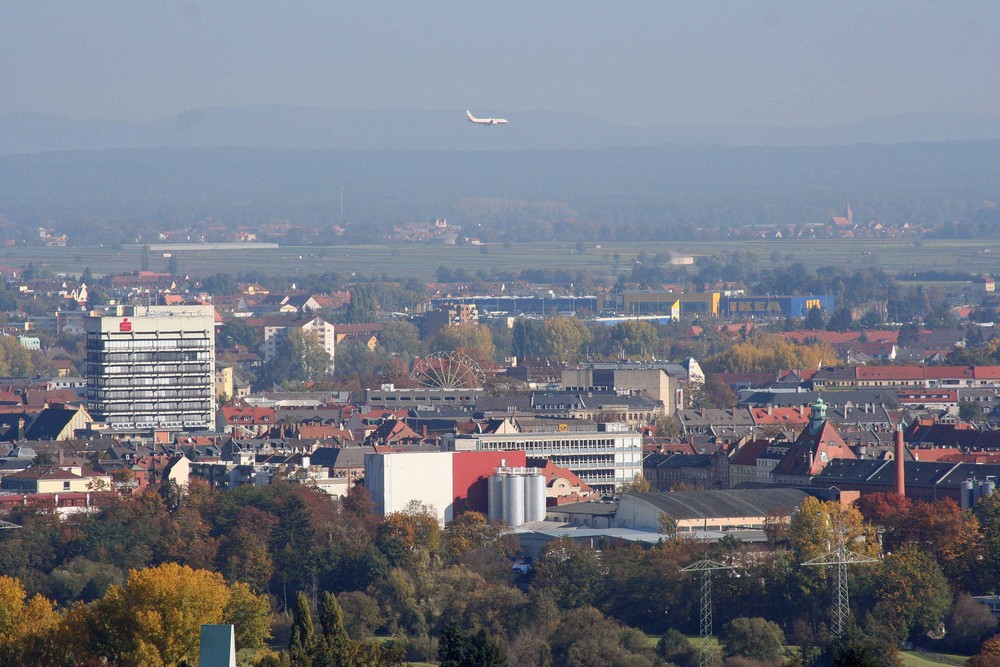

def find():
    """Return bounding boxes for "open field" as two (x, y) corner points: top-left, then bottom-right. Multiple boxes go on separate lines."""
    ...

(901, 650), (968, 666)
(1, 238), (998, 282)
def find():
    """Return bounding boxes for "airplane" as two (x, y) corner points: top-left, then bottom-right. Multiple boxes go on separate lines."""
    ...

(466, 110), (508, 125)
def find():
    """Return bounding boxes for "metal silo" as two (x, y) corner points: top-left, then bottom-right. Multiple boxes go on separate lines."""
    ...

(960, 480), (975, 508)
(503, 473), (525, 526)
(488, 474), (504, 522)
(524, 473), (546, 523)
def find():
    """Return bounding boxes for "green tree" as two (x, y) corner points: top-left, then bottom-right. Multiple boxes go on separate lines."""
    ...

(803, 305), (825, 329)
(532, 538), (602, 609)
(218, 319), (262, 351)
(831, 625), (902, 667)
(960, 401), (986, 421)
(721, 617), (786, 663)
(265, 328), (332, 386)
(657, 628), (696, 666)
(871, 543), (951, 642)
(290, 591), (316, 666)
(512, 319), (543, 359)
(438, 619), (469, 667)
(344, 285), (378, 323)
(826, 305), (854, 332)
(975, 493), (1000, 590)
(466, 628), (507, 667)
(377, 320), (423, 358)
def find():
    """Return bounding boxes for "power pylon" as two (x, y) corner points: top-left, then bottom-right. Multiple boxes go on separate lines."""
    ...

(802, 544), (877, 636)
(681, 559), (732, 667)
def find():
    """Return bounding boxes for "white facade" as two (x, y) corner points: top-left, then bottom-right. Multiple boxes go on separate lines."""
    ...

(449, 431), (642, 496)
(85, 305), (215, 431)
(364, 451), (455, 523)
(263, 316), (335, 371)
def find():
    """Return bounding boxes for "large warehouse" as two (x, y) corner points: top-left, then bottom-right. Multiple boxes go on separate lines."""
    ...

(548, 488), (834, 532)
(721, 295), (834, 318)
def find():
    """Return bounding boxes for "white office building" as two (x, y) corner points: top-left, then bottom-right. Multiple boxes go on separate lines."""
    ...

(86, 305), (216, 431)
(446, 428), (642, 496)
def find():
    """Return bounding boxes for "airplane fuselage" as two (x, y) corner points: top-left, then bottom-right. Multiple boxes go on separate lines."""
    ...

(467, 110), (508, 125)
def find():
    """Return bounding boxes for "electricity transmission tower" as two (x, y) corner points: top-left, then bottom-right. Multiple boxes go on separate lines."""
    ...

(681, 559), (733, 667)
(802, 541), (877, 636)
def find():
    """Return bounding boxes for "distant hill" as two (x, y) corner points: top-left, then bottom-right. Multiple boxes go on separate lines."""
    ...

(2, 142), (999, 228)
(4, 106), (1000, 155)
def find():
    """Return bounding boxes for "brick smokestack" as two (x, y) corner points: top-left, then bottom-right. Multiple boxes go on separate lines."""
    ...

(894, 425), (905, 497)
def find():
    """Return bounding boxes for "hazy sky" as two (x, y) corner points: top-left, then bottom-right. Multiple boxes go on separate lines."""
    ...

(3, 1), (999, 127)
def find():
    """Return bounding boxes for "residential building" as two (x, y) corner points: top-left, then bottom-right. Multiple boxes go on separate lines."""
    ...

(260, 315), (335, 371)
(86, 305), (216, 432)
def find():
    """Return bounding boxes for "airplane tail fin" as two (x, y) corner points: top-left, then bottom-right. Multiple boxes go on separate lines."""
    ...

(466, 110), (476, 121)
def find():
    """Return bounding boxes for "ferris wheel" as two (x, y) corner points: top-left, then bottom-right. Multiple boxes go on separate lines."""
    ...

(410, 351), (486, 389)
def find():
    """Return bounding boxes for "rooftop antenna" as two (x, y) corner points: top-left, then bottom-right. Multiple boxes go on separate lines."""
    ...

(681, 559), (733, 667)
(801, 527), (877, 636)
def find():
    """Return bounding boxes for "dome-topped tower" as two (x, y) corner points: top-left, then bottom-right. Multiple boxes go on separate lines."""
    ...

(808, 396), (828, 434)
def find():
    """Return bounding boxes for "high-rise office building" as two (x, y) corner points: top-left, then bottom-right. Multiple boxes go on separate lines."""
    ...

(86, 305), (216, 431)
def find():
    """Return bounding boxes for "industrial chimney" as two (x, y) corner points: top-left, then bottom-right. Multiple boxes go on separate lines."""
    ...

(894, 424), (905, 497)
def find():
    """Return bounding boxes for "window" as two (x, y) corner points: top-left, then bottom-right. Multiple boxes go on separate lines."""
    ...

(63, 481), (71, 490)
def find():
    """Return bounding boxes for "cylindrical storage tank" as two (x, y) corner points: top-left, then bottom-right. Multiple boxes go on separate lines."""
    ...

(503, 474), (525, 526)
(960, 480), (974, 508)
(487, 475), (504, 522)
(524, 473), (546, 523)
(983, 481), (996, 498)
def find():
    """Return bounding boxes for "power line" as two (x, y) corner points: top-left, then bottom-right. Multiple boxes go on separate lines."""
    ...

(802, 536), (877, 636)
(681, 559), (733, 667)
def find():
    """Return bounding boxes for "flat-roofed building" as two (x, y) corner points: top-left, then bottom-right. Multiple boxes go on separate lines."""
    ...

(86, 305), (215, 431)
(445, 428), (642, 496)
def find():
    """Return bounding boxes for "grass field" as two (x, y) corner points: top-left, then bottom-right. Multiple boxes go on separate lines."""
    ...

(2, 237), (999, 282)
(901, 649), (968, 666)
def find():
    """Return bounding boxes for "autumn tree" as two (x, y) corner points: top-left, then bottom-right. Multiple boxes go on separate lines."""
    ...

(706, 334), (839, 373)
(538, 316), (592, 364)
(84, 563), (271, 666)
(0, 575), (60, 663)
(618, 474), (653, 494)
(789, 497), (880, 563)
(611, 320), (659, 358)
(432, 323), (496, 363)
(377, 500), (442, 560)
(944, 594), (998, 653)
(893, 498), (981, 587)
(444, 511), (517, 557)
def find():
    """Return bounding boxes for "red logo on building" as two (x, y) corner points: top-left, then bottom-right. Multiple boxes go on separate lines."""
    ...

(119, 318), (132, 332)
